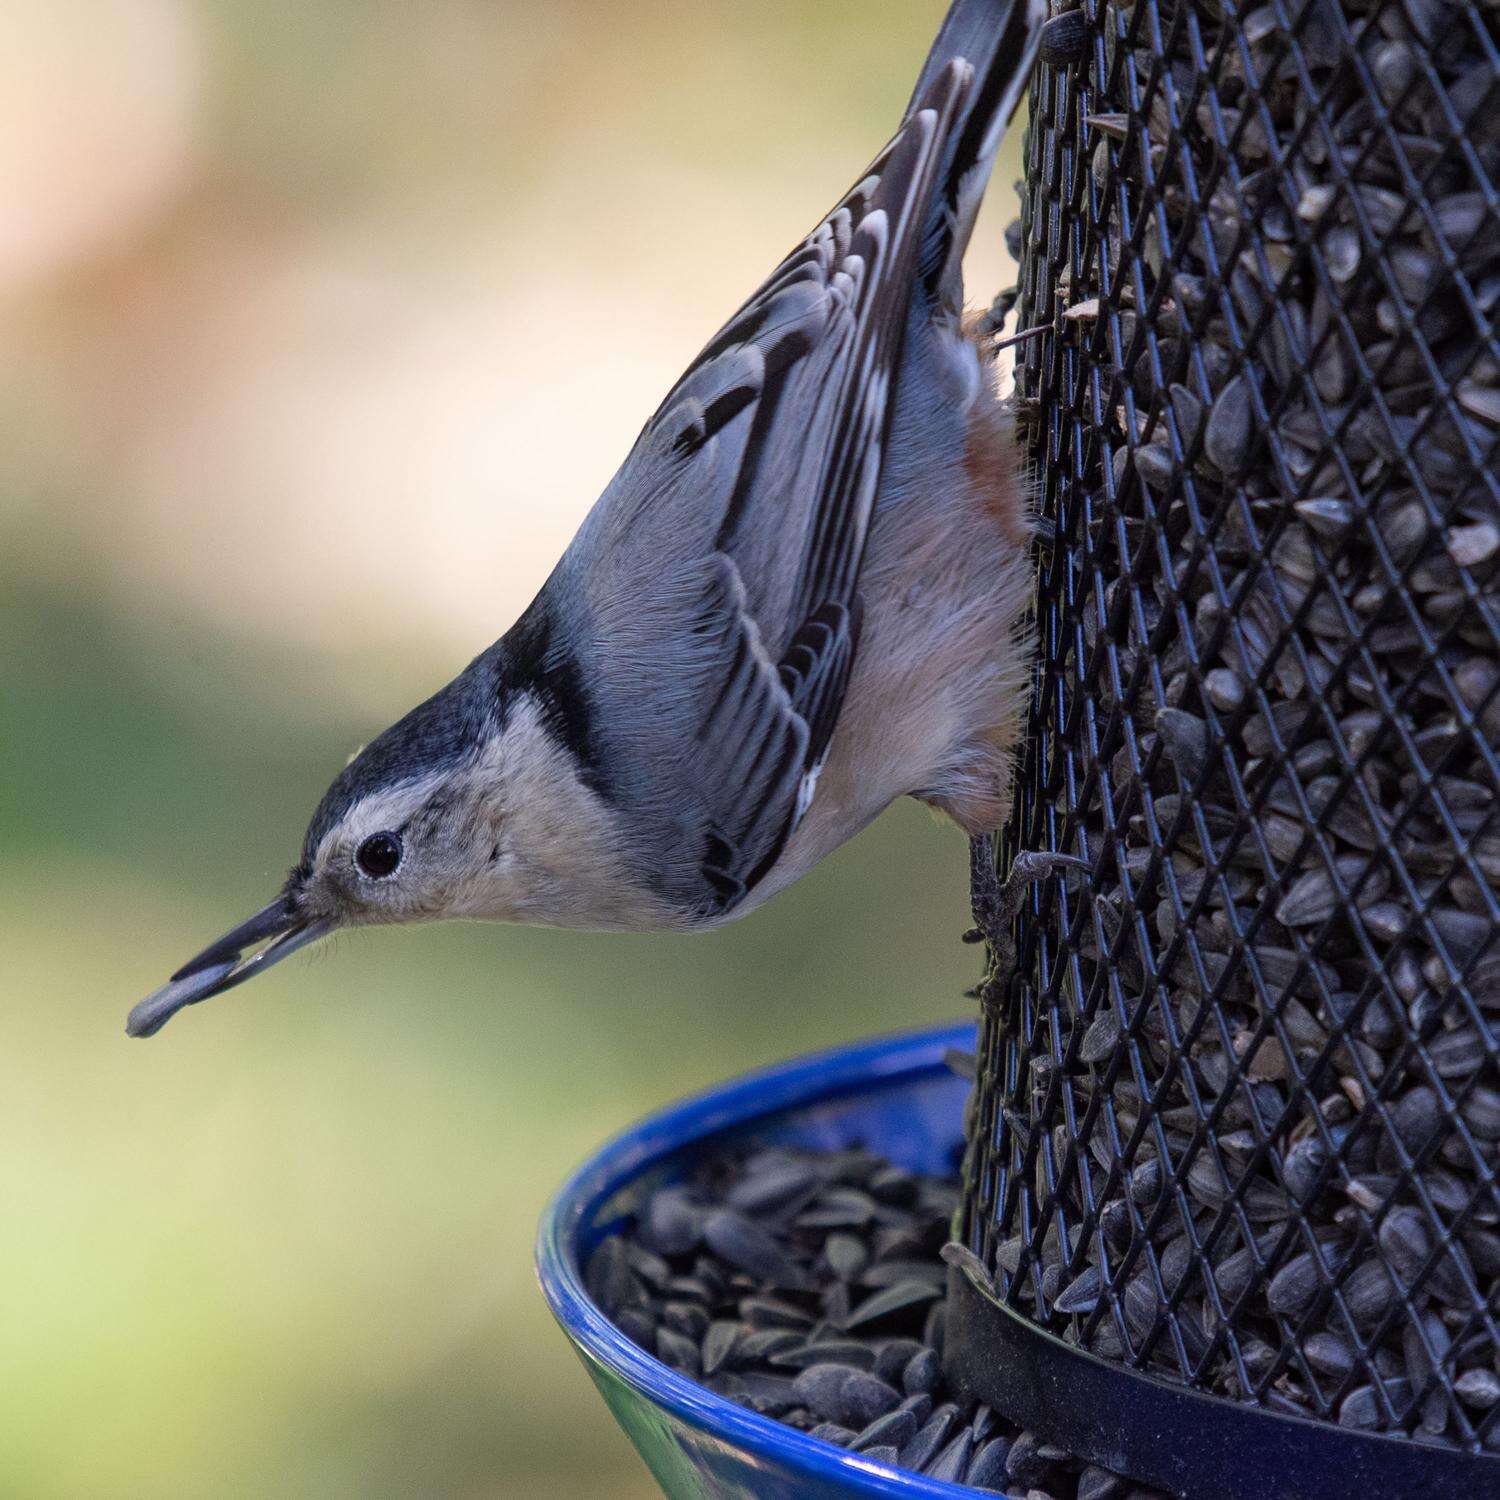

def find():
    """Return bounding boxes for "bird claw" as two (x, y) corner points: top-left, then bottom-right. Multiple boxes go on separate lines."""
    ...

(970, 846), (1090, 1016)
(975, 287), (1020, 339)
(999, 849), (1089, 924)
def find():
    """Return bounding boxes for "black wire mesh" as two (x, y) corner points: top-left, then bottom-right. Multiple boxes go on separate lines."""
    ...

(960, 0), (1500, 1456)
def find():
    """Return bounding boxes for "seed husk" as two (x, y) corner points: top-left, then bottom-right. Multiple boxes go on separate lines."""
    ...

(851, 1404), (919, 1453)
(704, 1209), (812, 1289)
(1268, 1250), (1325, 1318)
(1343, 1258), (1398, 1332)
(1455, 1368), (1500, 1409)
(771, 1338), (877, 1372)
(1205, 374), (1254, 475)
(843, 1279), (942, 1331)
(1305, 1330), (1356, 1380)
(901, 1404), (959, 1472)
(1055, 1265), (1104, 1314)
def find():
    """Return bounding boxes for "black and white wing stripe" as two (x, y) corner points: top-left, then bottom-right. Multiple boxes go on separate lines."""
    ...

(572, 63), (972, 918)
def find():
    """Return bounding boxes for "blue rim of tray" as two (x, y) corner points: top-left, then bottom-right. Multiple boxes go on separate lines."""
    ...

(535, 1020), (979, 1499)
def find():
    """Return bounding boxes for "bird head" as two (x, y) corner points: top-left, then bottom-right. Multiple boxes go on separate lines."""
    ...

(126, 613), (681, 1038)
(126, 658), (510, 1038)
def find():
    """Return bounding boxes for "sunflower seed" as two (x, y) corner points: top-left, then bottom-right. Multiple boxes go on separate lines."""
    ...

(843, 1279), (942, 1331)
(850, 1404), (920, 1452)
(1455, 1368), (1500, 1408)
(770, 1339), (877, 1372)
(901, 1405), (959, 1472)
(1205, 375), (1254, 475)
(1268, 1251), (1324, 1318)
(704, 1210), (812, 1289)
(1055, 1265), (1104, 1314)
(702, 1320), (743, 1375)
(655, 1325), (702, 1377)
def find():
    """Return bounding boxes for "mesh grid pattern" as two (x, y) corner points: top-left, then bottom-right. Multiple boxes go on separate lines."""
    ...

(961, 0), (1500, 1449)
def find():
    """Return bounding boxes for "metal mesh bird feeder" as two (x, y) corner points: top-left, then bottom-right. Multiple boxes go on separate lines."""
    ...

(947, 1), (1500, 1496)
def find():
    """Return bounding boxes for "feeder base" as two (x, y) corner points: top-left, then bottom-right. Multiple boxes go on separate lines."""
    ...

(944, 1263), (1498, 1500)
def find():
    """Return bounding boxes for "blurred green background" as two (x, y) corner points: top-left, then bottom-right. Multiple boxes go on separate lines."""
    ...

(1, 1), (1021, 1493)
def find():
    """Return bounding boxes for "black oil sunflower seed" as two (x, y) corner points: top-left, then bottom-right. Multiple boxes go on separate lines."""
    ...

(703, 1209), (812, 1290)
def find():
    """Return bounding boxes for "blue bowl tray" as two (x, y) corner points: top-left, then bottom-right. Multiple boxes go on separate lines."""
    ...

(536, 1022), (979, 1500)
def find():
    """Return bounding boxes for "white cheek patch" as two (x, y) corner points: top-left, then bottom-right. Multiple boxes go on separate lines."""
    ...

(303, 695), (676, 931)
(314, 771), (452, 882)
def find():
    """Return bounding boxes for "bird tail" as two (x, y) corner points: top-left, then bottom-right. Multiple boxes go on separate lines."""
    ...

(905, 0), (1047, 307)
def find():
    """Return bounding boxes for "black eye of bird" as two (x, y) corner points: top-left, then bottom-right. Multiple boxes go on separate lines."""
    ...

(355, 832), (403, 879)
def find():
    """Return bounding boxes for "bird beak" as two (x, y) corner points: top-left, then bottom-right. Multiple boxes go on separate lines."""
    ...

(126, 895), (333, 1038)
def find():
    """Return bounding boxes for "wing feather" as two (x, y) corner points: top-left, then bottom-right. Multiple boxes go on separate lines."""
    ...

(577, 63), (973, 916)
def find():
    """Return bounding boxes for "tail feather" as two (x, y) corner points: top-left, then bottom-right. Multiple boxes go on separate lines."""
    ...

(906, 0), (1047, 308)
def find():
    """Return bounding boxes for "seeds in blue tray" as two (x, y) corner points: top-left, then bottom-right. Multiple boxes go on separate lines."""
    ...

(661, 1299), (709, 1339)
(644, 1187), (702, 1256)
(1005, 1428), (1049, 1486)
(614, 1305), (656, 1353)
(843, 1278), (941, 1331)
(704, 1209), (811, 1289)
(807, 1420), (854, 1447)
(786, 1362), (858, 1416)
(584, 1236), (639, 1316)
(869, 1166), (919, 1206)
(899, 1402), (958, 1471)
(903, 1346), (939, 1395)
(739, 1295), (812, 1329)
(726, 1159), (821, 1214)
(873, 1338), (923, 1385)
(593, 1143), (1156, 1492)
(796, 1187), (877, 1229)
(654, 1325), (701, 1377)
(898, 1391), (933, 1427)
(925, 1425), (975, 1482)
(737, 1371), (799, 1414)
(807, 1366), (900, 1428)
(966, 1433), (1011, 1487)
(771, 1338), (876, 1372)
(864, 1254), (947, 1287)
(850, 1405), (918, 1453)
(701, 1319), (742, 1375)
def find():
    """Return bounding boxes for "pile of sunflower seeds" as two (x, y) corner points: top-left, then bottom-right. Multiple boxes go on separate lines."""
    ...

(590, 1137), (1168, 1497)
(969, 0), (1500, 1454)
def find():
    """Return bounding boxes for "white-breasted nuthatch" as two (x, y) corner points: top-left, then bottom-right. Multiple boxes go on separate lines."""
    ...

(127, 0), (1047, 1038)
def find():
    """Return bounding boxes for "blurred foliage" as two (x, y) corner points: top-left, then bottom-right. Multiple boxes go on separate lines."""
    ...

(1, 0), (1019, 1494)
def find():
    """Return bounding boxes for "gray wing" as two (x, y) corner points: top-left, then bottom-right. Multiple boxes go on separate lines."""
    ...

(564, 63), (971, 919)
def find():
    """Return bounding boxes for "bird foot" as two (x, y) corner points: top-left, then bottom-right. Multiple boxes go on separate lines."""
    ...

(975, 847), (1089, 1014)
(999, 849), (1089, 925)
(974, 287), (1019, 340)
